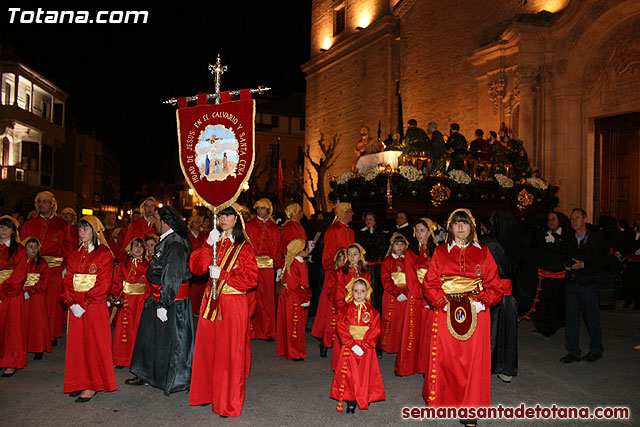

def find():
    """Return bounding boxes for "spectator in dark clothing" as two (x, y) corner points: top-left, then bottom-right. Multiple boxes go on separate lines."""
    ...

(356, 212), (389, 314)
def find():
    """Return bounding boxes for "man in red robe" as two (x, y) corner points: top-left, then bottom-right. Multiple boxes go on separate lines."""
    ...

(245, 198), (282, 340)
(118, 197), (158, 261)
(20, 191), (72, 344)
(322, 202), (355, 271)
(280, 203), (307, 261)
(61, 208), (79, 247)
(188, 214), (208, 315)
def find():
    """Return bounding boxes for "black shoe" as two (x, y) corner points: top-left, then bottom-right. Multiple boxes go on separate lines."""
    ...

(319, 346), (328, 358)
(52, 338), (57, 347)
(292, 358), (304, 362)
(115, 365), (126, 369)
(394, 370), (403, 377)
(460, 419), (478, 426)
(582, 353), (602, 362)
(1, 370), (16, 377)
(125, 376), (144, 386)
(75, 392), (96, 403)
(376, 348), (383, 359)
(532, 330), (551, 340)
(219, 415), (228, 418)
(34, 352), (43, 360)
(264, 338), (275, 342)
(346, 401), (356, 413)
(305, 327), (312, 332)
(69, 390), (82, 397)
(559, 354), (581, 363)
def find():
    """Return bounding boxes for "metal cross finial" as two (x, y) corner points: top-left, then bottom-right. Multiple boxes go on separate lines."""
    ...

(208, 54), (227, 105)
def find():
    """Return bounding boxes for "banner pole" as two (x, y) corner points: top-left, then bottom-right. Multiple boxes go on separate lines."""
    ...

(212, 207), (218, 300)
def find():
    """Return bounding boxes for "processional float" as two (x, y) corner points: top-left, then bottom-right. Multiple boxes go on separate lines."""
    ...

(164, 55), (269, 299)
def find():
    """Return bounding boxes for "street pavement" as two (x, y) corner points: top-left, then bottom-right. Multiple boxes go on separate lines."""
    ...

(1, 308), (638, 426)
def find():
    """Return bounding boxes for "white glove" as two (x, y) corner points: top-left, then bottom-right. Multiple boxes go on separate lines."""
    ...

(396, 294), (408, 302)
(276, 269), (283, 281)
(70, 304), (86, 318)
(301, 301), (310, 307)
(544, 232), (555, 243)
(442, 304), (448, 312)
(156, 307), (168, 322)
(209, 266), (221, 279)
(107, 300), (111, 308)
(62, 268), (67, 279)
(308, 240), (315, 253)
(24, 291), (30, 300)
(207, 229), (221, 246)
(351, 345), (364, 357)
(471, 300), (486, 313)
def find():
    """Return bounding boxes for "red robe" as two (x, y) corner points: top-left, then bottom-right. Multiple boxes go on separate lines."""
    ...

(188, 230), (208, 315)
(0, 243), (28, 369)
(423, 243), (503, 407)
(329, 301), (385, 410)
(104, 226), (123, 257)
(378, 254), (408, 354)
(280, 220), (307, 261)
(394, 247), (430, 376)
(21, 215), (71, 339)
(69, 224), (79, 247)
(24, 258), (51, 353)
(111, 257), (149, 367)
(188, 238), (259, 417)
(331, 267), (371, 370)
(118, 217), (156, 261)
(311, 269), (337, 346)
(245, 217), (282, 340)
(321, 221), (354, 271)
(61, 244), (116, 393)
(277, 259), (311, 360)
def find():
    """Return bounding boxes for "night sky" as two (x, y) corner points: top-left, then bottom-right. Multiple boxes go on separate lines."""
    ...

(0, 3), (311, 201)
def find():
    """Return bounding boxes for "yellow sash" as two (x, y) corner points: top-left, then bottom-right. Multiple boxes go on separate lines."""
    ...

(24, 273), (40, 287)
(416, 268), (428, 284)
(41, 256), (63, 268)
(220, 285), (243, 295)
(202, 242), (246, 321)
(441, 275), (483, 295)
(0, 269), (14, 282)
(391, 271), (407, 287)
(255, 255), (274, 269)
(123, 281), (146, 295)
(73, 273), (97, 292)
(348, 325), (369, 341)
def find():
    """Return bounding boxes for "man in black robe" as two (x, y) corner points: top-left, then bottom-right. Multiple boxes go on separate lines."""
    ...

(127, 205), (194, 395)
(426, 122), (446, 174)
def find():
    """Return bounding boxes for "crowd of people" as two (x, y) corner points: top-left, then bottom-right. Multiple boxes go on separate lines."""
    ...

(1, 189), (638, 425)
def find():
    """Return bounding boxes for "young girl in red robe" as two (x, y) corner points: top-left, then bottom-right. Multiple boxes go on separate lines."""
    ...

(330, 277), (385, 413)
(110, 237), (149, 367)
(23, 237), (51, 359)
(379, 233), (409, 354)
(331, 243), (371, 370)
(62, 215), (116, 402)
(0, 216), (28, 377)
(277, 239), (311, 361)
(423, 209), (503, 426)
(312, 248), (346, 357)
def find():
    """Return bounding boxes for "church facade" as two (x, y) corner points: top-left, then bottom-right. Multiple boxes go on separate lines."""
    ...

(302, 0), (640, 222)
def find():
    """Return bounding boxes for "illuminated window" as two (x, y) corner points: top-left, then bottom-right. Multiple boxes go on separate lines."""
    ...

(334, 5), (345, 36)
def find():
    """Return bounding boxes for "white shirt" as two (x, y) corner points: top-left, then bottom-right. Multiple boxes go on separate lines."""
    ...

(2, 240), (10, 247)
(80, 242), (95, 253)
(160, 229), (174, 241)
(447, 241), (481, 252)
(295, 256), (304, 262)
(396, 222), (409, 230)
(391, 253), (404, 259)
(40, 213), (55, 220)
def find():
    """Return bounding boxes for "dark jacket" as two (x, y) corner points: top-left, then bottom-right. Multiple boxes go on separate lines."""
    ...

(563, 229), (608, 285)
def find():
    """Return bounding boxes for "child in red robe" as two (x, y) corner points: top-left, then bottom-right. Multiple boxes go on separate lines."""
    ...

(379, 233), (409, 354)
(23, 237), (51, 359)
(110, 237), (149, 367)
(330, 277), (385, 413)
(277, 239), (311, 361)
(312, 248), (346, 357)
(331, 243), (371, 370)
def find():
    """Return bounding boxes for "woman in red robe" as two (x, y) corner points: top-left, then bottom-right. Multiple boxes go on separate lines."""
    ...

(379, 233), (409, 354)
(330, 277), (385, 413)
(61, 215), (116, 402)
(277, 239), (311, 361)
(312, 248), (346, 356)
(423, 209), (503, 426)
(0, 216), (28, 376)
(331, 243), (371, 370)
(23, 237), (51, 359)
(110, 237), (149, 367)
(188, 204), (259, 417)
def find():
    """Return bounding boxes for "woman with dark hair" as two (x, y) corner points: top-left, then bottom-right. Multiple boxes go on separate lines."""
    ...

(483, 210), (520, 383)
(23, 237), (51, 359)
(423, 209), (503, 425)
(61, 215), (115, 402)
(396, 217), (437, 377)
(188, 204), (259, 417)
(110, 237), (149, 368)
(0, 216), (28, 377)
